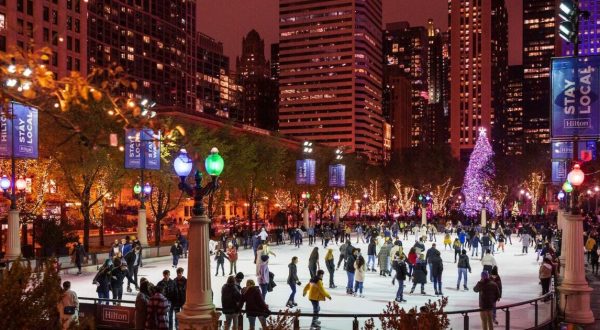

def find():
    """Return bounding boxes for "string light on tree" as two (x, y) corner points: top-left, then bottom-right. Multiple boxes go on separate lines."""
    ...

(461, 127), (496, 216)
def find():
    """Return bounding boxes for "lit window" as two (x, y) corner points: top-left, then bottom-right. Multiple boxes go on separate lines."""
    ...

(0, 14), (4, 31)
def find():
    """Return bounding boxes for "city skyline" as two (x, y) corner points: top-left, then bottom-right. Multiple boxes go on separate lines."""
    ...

(198, 0), (524, 67)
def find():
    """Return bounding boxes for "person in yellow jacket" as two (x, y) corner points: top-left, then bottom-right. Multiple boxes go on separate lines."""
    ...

(303, 269), (331, 328)
(585, 236), (596, 264)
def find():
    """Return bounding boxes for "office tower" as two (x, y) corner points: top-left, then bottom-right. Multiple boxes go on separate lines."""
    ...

(233, 30), (278, 129)
(384, 22), (428, 147)
(505, 65), (524, 155)
(563, 0), (600, 56)
(0, 0), (88, 77)
(385, 68), (413, 154)
(278, 0), (384, 162)
(195, 33), (231, 116)
(449, 0), (508, 159)
(425, 19), (450, 146)
(522, 0), (560, 146)
(270, 43), (280, 80)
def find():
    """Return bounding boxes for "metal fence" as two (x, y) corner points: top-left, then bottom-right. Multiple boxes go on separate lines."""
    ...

(79, 291), (555, 330)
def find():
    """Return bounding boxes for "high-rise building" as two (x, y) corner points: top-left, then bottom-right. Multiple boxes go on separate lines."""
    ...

(0, 0), (88, 78)
(232, 30), (278, 130)
(504, 65), (524, 155)
(270, 43), (280, 80)
(522, 0), (560, 146)
(449, 0), (509, 159)
(384, 22), (428, 147)
(425, 19), (450, 146)
(195, 32), (231, 116)
(562, 0), (600, 56)
(385, 68), (412, 153)
(278, 0), (384, 162)
(87, 0), (199, 113)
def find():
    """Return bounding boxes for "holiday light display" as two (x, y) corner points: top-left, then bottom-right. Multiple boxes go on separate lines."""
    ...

(461, 127), (495, 216)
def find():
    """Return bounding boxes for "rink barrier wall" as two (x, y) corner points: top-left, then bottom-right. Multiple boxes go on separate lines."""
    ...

(79, 291), (555, 330)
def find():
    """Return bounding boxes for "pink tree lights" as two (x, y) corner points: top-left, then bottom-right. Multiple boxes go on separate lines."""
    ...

(461, 127), (496, 216)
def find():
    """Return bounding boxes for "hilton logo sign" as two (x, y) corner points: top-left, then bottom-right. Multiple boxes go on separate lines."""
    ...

(102, 307), (130, 323)
(79, 303), (136, 329)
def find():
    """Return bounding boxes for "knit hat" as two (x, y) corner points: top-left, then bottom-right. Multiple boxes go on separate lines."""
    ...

(481, 271), (489, 279)
(261, 255), (269, 262)
(235, 272), (244, 281)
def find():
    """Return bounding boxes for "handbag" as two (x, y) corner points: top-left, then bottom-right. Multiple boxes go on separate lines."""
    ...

(63, 306), (76, 315)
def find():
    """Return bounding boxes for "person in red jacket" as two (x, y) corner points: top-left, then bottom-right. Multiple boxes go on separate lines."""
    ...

(227, 242), (238, 275)
(240, 279), (270, 330)
(407, 247), (417, 277)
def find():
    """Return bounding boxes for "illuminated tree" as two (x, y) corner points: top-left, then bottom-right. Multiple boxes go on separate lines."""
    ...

(523, 171), (545, 215)
(461, 128), (495, 216)
(392, 180), (417, 214)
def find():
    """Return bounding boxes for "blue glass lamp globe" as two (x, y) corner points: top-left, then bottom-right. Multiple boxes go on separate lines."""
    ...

(174, 149), (193, 178)
(143, 182), (152, 195)
(0, 175), (10, 191)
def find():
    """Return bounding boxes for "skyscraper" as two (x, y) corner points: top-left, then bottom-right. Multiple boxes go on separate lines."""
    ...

(278, 0), (384, 162)
(0, 0), (88, 78)
(522, 0), (560, 146)
(383, 22), (428, 147)
(233, 30), (278, 130)
(505, 65), (524, 155)
(562, 0), (600, 56)
(449, 0), (508, 159)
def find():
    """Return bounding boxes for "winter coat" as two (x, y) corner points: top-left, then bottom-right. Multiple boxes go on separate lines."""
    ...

(287, 263), (299, 285)
(221, 282), (242, 314)
(170, 244), (182, 256)
(368, 242), (377, 255)
(72, 245), (87, 264)
(226, 247), (238, 262)
(145, 292), (170, 330)
(325, 257), (335, 273)
(452, 240), (461, 251)
(241, 286), (270, 317)
(491, 275), (503, 298)
(346, 254), (356, 273)
(473, 279), (500, 309)
(429, 251), (444, 277)
(257, 261), (270, 285)
(481, 254), (497, 268)
(173, 276), (187, 308)
(471, 236), (480, 247)
(539, 262), (554, 279)
(354, 261), (366, 282)
(426, 247), (439, 263)
(156, 279), (177, 303)
(214, 251), (229, 264)
(303, 277), (331, 301)
(109, 266), (129, 287)
(124, 250), (141, 268)
(412, 259), (428, 284)
(407, 251), (417, 265)
(134, 292), (149, 330)
(394, 260), (408, 281)
(458, 232), (467, 244)
(521, 234), (531, 247)
(457, 254), (472, 271)
(481, 235), (491, 247)
(377, 244), (391, 270)
(93, 266), (111, 293)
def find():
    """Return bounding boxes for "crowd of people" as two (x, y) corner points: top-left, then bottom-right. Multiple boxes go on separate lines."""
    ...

(61, 215), (573, 329)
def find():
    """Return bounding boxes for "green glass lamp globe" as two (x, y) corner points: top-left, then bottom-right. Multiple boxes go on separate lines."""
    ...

(562, 181), (573, 193)
(205, 147), (224, 177)
(133, 182), (142, 195)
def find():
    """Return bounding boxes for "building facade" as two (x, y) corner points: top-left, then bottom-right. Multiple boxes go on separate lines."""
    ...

(0, 0), (88, 78)
(385, 68), (412, 154)
(522, 0), (559, 147)
(278, 0), (384, 162)
(562, 0), (600, 56)
(449, 0), (508, 159)
(504, 65), (524, 155)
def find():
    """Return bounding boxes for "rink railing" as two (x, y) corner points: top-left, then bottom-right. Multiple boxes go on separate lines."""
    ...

(79, 291), (555, 330)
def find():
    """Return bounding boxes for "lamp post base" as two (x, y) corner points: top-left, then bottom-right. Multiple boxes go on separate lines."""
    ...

(176, 309), (220, 330)
(6, 209), (21, 259)
(137, 208), (149, 247)
(303, 207), (309, 228)
(481, 209), (487, 228)
(559, 283), (594, 324)
(421, 207), (426, 226)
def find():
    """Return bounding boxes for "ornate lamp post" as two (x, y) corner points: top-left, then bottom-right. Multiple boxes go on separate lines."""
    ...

(478, 195), (490, 227)
(301, 191), (310, 228)
(333, 192), (341, 224)
(418, 193), (431, 226)
(175, 148), (224, 330)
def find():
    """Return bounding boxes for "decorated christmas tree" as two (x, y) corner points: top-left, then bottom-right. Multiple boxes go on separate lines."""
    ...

(461, 127), (495, 216)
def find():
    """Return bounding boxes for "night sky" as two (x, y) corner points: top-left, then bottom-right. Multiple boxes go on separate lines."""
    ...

(197, 0), (523, 67)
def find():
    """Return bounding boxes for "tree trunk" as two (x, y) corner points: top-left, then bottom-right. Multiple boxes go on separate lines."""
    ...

(155, 218), (161, 247)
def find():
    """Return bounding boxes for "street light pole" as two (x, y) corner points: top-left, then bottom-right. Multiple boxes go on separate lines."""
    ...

(175, 148), (224, 330)
(6, 104), (20, 259)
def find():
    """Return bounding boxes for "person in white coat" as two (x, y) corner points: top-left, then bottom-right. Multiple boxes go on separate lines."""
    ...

(57, 281), (79, 330)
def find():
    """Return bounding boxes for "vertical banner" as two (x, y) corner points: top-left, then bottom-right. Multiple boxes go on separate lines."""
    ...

(125, 128), (161, 170)
(552, 160), (569, 184)
(141, 129), (161, 170)
(296, 159), (316, 185)
(124, 129), (142, 169)
(328, 164), (346, 188)
(551, 140), (596, 161)
(0, 103), (39, 158)
(551, 56), (600, 139)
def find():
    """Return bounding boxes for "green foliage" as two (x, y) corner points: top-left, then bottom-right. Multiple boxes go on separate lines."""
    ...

(362, 297), (449, 330)
(34, 216), (79, 257)
(0, 258), (62, 329)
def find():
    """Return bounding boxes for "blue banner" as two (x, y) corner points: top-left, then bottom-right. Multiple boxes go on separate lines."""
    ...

(552, 160), (569, 184)
(551, 140), (596, 160)
(551, 56), (600, 139)
(125, 128), (161, 170)
(328, 164), (346, 188)
(296, 159), (316, 185)
(0, 103), (38, 159)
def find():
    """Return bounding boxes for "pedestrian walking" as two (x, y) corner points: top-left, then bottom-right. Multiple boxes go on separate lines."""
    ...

(124, 245), (142, 292)
(92, 259), (112, 305)
(71, 242), (87, 275)
(109, 258), (132, 304)
(57, 281), (79, 330)
(392, 254), (408, 302)
(457, 249), (472, 290)
(134, 278), (150, 330)
(407, 247), (417, 276)
(257, 255), (270, 300)
(241, 279), (270, 330)
(367, 239), (377, 271)
(473, 271), (500, 330)
(520, 233), (531, 254)
(430, 249), (444, 296)
(591, 244), (599, 275)
(497, 234), (506, 253)
(221, 275), (242, 330)
(324, 248), (336, 288)
(226, 242), (238, 275)
(443, 232), (452, 250)
(308, 247), (321, 279)
(409, 253), (428, 295)
(471, 234), (481, 257)
(170, 241), (183, 268)
(354, 255), (366, 297)
(378, 240), (391, 276)
(214, 249), (229, 276)
(539, 257), (554, 295)
(490, 266), (502, 325)
(146, 284), (170, 330)
(287, 256), (301, 307)
(173, 268), (187, 327)
(345, 248), (357, 295)
(156, 269), (177, 329)
(303, 269), (331, 329)
(481, 249), (497, 273)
